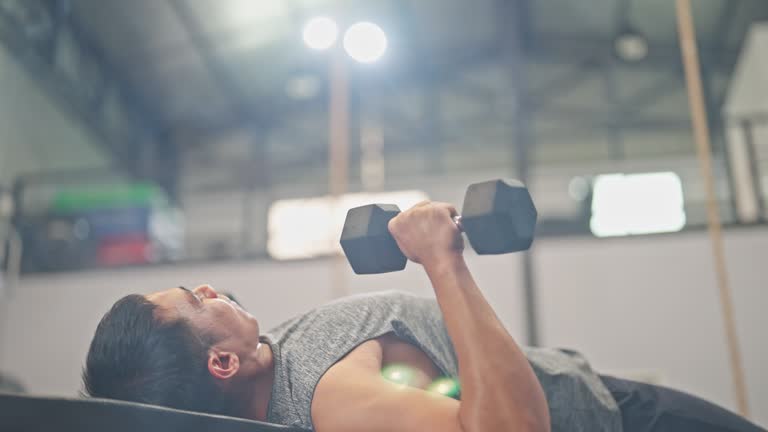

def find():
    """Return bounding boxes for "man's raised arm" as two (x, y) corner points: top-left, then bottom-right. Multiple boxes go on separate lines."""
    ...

(388, 201), (550, 432)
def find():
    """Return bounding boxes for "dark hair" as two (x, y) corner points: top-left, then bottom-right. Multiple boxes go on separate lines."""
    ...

(82, 295), (226, 414)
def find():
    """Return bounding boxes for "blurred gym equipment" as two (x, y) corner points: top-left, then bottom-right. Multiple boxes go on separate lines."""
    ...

(9, 171), (183, 273)
(340, 179), (537, 274)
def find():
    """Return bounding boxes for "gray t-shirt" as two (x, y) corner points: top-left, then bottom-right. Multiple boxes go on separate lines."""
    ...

(262, 290), (622, 431)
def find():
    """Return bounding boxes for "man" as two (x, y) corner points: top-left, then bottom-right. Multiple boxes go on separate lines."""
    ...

(84, 202), (764, 432)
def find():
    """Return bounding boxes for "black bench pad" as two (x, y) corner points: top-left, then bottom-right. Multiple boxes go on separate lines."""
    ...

(0, 393), (307, 432)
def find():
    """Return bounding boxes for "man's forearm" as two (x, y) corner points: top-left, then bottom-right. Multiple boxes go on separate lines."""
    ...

(424, 256), (550, 432)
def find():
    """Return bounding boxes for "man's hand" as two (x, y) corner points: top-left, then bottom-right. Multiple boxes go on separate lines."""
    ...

(387, 201), (464, 268)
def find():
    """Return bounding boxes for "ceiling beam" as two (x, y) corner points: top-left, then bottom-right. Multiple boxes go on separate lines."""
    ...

(528, 57), (601, 109)
(533, 33), (739, 70)
(622, 70), (684, 114)
(168, 0), (267, 127)
(170, 28), (740, 142)
(711, 0), (741, 55)
(167, 0), (241, 119)
(0, 0), (160, 181)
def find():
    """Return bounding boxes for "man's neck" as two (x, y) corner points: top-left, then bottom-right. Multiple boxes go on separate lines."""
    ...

(241, 342), (275, 422)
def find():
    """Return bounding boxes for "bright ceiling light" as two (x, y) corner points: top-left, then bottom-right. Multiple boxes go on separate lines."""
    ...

(303, 16), (338, 50)
(343, 22), (387, 63)
(568, 176), (590, 201)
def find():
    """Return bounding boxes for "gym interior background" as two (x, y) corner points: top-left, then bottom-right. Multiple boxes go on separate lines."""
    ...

(0, 0), (767, 426)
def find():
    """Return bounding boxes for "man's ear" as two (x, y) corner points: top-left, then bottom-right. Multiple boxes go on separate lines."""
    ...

(208, 351), (240, 380)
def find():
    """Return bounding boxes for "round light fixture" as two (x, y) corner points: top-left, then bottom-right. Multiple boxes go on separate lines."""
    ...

(343, 21), (388, 63)
(614, 30), (648, 62)
(303, 16), (339, 50)
(568, 176), (591, 201)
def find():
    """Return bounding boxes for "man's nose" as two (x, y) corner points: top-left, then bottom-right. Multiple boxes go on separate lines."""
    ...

(194, 284), (218, 299)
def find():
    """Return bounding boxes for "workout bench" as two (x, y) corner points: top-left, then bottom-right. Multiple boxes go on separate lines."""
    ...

(0, 393), (305, 432)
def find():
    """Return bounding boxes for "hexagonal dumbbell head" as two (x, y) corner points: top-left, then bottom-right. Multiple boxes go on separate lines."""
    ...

(460, 179), (537, 254)
(340, 204), (407, 274)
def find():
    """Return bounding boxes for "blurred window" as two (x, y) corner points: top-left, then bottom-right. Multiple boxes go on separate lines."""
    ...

(590, 172), (686, 237)
(267, 190), (428, 260)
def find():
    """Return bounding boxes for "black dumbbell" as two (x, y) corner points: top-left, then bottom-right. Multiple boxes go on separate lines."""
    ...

(340, 179), (537, 274)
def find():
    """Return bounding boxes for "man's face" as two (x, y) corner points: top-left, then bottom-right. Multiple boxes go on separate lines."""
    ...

(147, 285), (261, 353)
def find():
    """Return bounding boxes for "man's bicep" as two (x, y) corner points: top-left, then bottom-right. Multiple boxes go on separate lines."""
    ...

(312, 363), (464, 432)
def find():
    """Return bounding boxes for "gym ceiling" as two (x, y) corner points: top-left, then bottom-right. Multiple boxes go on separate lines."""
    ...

(11, 0), (768, 189)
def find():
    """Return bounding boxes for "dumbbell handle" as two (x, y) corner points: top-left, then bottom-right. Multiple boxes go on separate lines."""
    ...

(452, 215), (464, 231)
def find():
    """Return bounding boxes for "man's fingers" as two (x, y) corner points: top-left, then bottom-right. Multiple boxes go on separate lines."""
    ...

(409, 201), (456, 214)
(436, 203), (459, 218)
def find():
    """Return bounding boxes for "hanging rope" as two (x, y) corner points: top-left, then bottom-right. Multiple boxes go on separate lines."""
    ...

(675, 0), (750, 417)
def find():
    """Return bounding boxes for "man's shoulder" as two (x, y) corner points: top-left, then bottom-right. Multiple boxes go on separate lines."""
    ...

(328, 289), (427, 304)
(300, 290), (433, 318)
(264, 290), (436, 343)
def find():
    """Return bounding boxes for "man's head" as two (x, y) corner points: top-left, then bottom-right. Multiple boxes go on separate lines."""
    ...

(83, 285), (267, 415)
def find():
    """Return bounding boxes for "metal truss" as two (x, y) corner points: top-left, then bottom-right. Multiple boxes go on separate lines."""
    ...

(0, 0), (180, 198)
